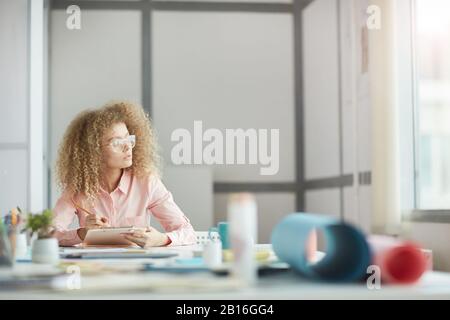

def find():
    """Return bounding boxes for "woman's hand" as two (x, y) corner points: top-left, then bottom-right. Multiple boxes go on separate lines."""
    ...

(86, 213), (110, 229)
(122, 227), (171, 248)
(77, 214), (110, 240)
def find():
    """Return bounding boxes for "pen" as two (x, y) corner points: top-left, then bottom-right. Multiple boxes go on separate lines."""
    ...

(71, 198), (109, 226)
(10, 207), (19, 226)
(71, 197), (96, 216)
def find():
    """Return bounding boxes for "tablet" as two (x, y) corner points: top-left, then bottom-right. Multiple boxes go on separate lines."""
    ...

(83, 227), (146, 246)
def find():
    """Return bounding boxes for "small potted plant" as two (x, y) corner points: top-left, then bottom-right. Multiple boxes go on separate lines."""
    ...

(27, 209), (59, 264)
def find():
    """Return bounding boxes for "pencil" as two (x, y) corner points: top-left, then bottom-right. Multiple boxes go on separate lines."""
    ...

(71, 198), (96, 216)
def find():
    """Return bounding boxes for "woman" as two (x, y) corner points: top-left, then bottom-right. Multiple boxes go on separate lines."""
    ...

(53, 101), (196, 247)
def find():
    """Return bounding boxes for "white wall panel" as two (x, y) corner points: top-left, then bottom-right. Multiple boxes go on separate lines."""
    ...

(50, 10), (142, 205)
(0, 0), (28, 144)
(152, 11), (295, 182)
(0, 150), (28, 215)
(303, 0), (340, 179)
(305, 188), (340, 218)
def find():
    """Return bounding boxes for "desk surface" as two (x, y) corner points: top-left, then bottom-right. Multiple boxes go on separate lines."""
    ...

(1, 245), (450, 300)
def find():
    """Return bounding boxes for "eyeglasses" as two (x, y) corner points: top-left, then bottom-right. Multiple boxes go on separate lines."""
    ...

(106, 135), (136, 153)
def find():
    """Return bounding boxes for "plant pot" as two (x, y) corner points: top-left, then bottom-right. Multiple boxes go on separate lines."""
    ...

(31, 238), (59, 264)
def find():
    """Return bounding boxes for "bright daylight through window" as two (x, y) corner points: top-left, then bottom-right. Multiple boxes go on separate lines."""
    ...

(415, 0), (450, 209)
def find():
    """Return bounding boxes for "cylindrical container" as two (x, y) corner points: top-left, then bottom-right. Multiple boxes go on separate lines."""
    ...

(203, 240), (222, 268)
(367, 235), (427, 284)
(208, 222), (230, 249)
(14, 233), (28, 260)
(7, 228), (17, 259)
(0, 224), (13, 267)
(228, 193), (258, 286)
(218, 222), (230, 249)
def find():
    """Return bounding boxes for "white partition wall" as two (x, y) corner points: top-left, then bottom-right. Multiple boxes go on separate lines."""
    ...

(302, 0), (372, 230)
(303, 0), (340, 181)
(305, 189), (341, 217)
(47, 0), (373, 238)
(152, 11), (295, 183)
(161, 166), (213, 232)
(48, 1), (298, 240)
(0, 0), (45, 215)
(152, 10), (296, 240)
(29, 0), (46, 213)
(0, 0), (29, 215)
(302, 0), (342, 217)
(49, 9), (142, 205)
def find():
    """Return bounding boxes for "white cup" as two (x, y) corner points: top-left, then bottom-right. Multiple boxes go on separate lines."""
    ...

(14, 233), (28, 260)
(203, 241), (222, 268)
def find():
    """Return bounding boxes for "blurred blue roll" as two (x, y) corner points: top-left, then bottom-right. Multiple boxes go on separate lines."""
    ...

(271, 213), (371, 282)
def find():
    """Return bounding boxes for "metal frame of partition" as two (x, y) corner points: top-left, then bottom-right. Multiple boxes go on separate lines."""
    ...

(48, 0), (371, 213)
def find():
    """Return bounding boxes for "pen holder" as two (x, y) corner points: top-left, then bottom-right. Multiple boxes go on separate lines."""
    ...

(0, 225), (13, 267)
(7, 226), (19, 258)
(5, 226), (28, 261)
(14, 233), (28, 260)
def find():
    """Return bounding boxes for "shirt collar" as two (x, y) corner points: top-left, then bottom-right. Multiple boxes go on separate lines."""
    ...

(117, 169), (131, 195)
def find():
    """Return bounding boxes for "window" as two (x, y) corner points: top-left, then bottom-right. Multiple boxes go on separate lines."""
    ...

(414, 0), (450, 209)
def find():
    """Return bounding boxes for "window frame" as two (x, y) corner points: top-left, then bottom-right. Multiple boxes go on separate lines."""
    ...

(399, 0), (450, 222)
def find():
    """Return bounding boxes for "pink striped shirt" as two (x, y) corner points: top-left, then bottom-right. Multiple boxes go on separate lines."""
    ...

(53, 169), (196, 247)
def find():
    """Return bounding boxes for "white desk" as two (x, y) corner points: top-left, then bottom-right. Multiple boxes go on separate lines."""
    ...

(1, 245), (450, 300)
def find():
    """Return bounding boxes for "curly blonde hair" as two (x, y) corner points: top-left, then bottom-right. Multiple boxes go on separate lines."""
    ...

(56, 101), (160, 203)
